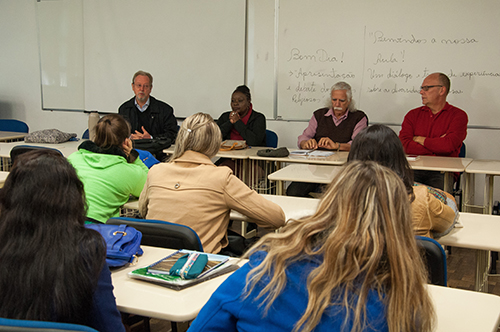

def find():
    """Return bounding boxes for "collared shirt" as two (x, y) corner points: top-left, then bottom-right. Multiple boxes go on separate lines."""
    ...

(297, 108), (368, 148)
(399, 102), (468, 157)
(135, 97), (151, 113)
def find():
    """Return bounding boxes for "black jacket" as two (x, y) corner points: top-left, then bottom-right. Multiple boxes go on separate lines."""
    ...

(217, 110), (266, 146)
(118, 96), (178, 141)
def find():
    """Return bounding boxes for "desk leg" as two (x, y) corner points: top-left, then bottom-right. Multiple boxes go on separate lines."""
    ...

(463, 172), (471, 212)
(483, 174), (494, 215)
(444, 172), (453, 194)
(276, 180), (283, 195)
(475, 250), (490, 293)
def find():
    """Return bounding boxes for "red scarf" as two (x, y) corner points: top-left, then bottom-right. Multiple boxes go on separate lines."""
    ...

(230, 104), (253, 141)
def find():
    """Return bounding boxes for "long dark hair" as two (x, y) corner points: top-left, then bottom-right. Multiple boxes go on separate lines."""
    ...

(348, 124), (415, 200)
(0, 150), (106, 324)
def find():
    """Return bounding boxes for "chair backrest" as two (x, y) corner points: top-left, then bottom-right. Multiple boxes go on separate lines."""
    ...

(265, 129), (278, 148)
(416, 236), (447, 286)
(0, 119), (29, 133)
(459, 142), (466, 158)
(10, 145), (63, 164)
(0, 317), (98, 332)
(82, 129), (89, 139)
(107, 217), (203, 251)
(10, 145), (63, 163)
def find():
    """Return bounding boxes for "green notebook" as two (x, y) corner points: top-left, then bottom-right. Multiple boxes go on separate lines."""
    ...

(128, 249), (239, 290)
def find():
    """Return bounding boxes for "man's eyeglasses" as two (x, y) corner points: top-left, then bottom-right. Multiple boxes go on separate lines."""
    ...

(420, 85), (443, 91)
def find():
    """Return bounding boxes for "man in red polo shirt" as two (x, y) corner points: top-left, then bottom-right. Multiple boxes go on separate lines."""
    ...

(399, 72), (468, 189)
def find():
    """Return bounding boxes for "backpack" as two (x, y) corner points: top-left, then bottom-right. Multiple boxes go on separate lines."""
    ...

(86, 224), (143, 267)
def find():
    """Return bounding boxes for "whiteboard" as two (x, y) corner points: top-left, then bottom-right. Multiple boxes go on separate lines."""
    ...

(276, 0), (500, 126)
(37, 0), (246, 119)
(37, 0), (85, 111)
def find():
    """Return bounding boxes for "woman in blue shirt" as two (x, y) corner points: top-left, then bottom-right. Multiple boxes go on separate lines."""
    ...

(189, 161), (435, 332)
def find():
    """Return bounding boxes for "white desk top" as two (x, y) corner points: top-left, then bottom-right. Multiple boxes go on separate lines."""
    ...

(111, 247), (500, 330)
(0, 131), (27, 141)
(250, 149), (349, 165)
(268, 163), (341, 184)
(164, 145), (264, 160)
(0, 140), (82, 158)
(231, 194), (319, 222)
(428, 284), (500, 332)
(111, 246), (243, 322)
(438, 212), (500, 252)
(409, 155), (473, 172)
(465, 159), (500, 176)
(123, 194), (320, 222)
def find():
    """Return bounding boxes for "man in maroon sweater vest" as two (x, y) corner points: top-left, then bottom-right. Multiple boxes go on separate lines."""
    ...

(287, 81), (368, 197)
(399, 73), (468, 189)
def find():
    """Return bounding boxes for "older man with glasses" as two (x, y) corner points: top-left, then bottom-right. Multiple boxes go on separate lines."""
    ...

(399, 72), (468, 189)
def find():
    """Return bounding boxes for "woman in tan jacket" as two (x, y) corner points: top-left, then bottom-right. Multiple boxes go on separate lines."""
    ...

(139, 113), (285, 254)
(348, 124), (457, 238)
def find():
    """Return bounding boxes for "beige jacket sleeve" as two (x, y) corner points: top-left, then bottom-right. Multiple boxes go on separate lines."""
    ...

(411, 186), (456, 237)
(223, 173), (286, 229)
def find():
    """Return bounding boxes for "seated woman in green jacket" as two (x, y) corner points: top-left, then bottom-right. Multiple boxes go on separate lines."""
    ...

(68, 114), (149, 223)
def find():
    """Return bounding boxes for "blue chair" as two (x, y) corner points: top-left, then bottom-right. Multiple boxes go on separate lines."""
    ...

(107, 217), (202, 332)
(82, 129), (89, 139)
(0, 317), (98, 331)
(0, 119), (29, 133)
(107, 217), (203, 251)
(416, 236), (447, 286)
(265, 129), (278, 148)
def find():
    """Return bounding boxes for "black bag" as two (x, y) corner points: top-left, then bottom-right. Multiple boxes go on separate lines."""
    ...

(257, 147), (290, 157)
(221, 229), (260, 257)
(133, 138), (172, 156)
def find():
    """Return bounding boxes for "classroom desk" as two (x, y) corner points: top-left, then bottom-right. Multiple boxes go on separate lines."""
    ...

(229, 194), (319, 222)
(438, 212), (500, 292)
(267, 164), (341, 195)
(265, 155), (471, 195)
(121, 194), (319, 238)
(0, 131), (27, 142)
(111, 246), (244, 322)
(408, 155), (473, 193)
(123, 196), (500, 295)
(0, 140), (82, 171)
(123, 195), (319, 222)
(163, 145), (264, 187)
(111, 246), (500, 331)
(463, 159), (500, 214)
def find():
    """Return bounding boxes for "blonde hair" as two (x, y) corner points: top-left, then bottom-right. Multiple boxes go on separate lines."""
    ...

(171, 113), (222, 160)
(93, 114), (130, 149)
(244, 161), (434, 332)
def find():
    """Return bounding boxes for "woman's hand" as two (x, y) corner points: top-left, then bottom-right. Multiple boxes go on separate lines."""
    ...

(122, 138), (133, 156)
(229, 111), (241, 124)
